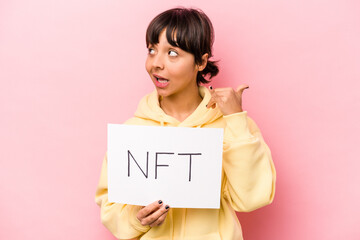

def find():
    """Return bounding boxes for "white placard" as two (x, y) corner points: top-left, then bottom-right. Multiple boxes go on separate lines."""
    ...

(107, 124), (224, 209)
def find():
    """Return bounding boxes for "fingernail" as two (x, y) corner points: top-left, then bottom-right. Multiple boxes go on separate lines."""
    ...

(209, 86), (213, 90)
(165, 205), (170, 209)
(158, 200), (163, 204)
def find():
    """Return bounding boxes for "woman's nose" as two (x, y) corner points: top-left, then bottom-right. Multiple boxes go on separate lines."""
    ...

(152, 53), (164, 69)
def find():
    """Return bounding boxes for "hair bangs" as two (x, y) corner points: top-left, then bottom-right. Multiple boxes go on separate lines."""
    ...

(146, 9), (194, 53)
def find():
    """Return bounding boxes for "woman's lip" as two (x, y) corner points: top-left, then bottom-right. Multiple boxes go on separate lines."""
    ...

(153, 73), (168, 80)
(154, 79), (169, 88)
(153, 75), (169, 88)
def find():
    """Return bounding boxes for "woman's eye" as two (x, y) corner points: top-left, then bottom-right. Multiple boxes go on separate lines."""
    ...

(168, 50), (178, 57)
(148, 48), (155, 55)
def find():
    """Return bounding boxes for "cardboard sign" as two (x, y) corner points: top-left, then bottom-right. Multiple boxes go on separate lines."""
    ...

(107, 124), (224, 209)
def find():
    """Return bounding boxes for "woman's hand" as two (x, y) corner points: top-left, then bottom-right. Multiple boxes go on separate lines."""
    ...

(136, 200), (170, 227)
(206, 85), (249, 115)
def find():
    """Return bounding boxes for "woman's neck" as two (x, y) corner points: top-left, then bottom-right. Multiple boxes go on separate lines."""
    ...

(159, 86), (203, 122)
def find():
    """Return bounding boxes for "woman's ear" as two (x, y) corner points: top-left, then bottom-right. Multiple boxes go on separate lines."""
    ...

(198, 53), (209, 71)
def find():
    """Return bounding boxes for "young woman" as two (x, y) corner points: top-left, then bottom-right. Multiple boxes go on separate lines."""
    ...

(95, 7), (276, 240)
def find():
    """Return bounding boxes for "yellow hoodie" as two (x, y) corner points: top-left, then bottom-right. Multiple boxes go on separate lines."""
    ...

(95, 86), (276, 240)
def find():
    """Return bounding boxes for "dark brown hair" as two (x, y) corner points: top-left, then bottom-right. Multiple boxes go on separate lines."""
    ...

(146, 7), (219, 85)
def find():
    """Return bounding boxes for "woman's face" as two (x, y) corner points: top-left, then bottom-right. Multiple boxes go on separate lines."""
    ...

(145, 29), (199, 98)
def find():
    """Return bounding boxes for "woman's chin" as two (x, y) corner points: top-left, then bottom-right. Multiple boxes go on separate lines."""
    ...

(156, 89), (171, 98)
(155, 86), (172, 97)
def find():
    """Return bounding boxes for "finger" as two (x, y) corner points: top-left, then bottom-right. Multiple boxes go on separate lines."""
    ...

(206, 97), (216, 109)
(137, 200), (163, 220)
(209, 85), (215, 93)
(150, 211), (168, 227)
(236, 84), (249, 95)
(206, 86), (217, 108)
(143, 205), (170, 227)
(210, 87), (232, 93)
(149, 206), (170, 227)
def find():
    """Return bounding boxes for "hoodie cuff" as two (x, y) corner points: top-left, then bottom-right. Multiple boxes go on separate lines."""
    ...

(223, 111), (254, 141)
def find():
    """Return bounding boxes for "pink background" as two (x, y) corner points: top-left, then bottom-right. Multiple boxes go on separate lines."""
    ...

(1, 0), (359, 239)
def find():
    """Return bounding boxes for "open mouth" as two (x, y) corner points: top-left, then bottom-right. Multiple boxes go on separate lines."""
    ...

(154, 74), (169, 83)
(156, 77), (169, 83)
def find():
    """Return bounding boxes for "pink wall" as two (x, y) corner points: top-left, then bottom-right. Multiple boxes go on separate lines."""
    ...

(1, 0), (359, 239)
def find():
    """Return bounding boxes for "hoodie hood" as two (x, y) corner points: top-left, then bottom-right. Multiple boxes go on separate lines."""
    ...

(134, 86), (223, 127)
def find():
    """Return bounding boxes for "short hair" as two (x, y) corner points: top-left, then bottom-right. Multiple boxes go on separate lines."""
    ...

(146, 7), (219, 85)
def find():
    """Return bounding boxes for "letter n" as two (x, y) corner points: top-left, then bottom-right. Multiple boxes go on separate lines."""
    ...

(128, 150), (149, 178)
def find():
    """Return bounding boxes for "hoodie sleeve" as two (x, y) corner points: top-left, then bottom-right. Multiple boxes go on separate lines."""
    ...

(221, 111), (276, 212)
(95, 153), (150, 239)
